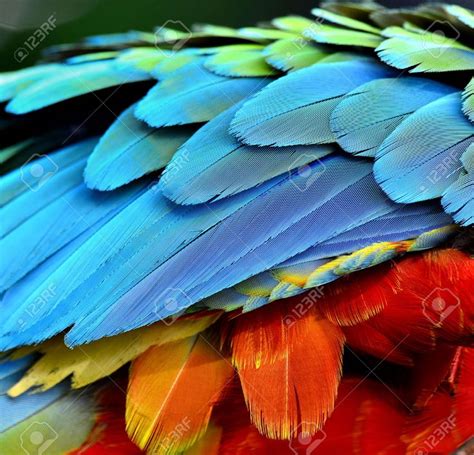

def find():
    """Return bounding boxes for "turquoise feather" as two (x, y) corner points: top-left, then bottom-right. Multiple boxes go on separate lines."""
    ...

(85, 103), (194, 190)
(230, 60), (394, 146)
(135, 62), (269, 127)
(330, 77), (456, 157)
(7, 61), (150, 114)
(442, 172), (474, 226)
(374, 92), (474, 203)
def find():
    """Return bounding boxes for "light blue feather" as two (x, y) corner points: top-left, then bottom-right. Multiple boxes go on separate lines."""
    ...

(0, 221), (116, 348)
(230, 60), (394, 146)
(0, 140), (147, 292)
(442, 172), (474, 226)
(0, 64), (62, 103)
(0, 140), (90, 207)
(6, 61), (150, 114)
(159, 101), (333, 204)
(135, 63), (268, 127)
(462, 143), (474, 171)
(0, 383), (68, 432)
(374, 92), (474, 203)
(84, 103), (194, 191)
(0, 140), (93, 237)
(330, 77), (456, 157)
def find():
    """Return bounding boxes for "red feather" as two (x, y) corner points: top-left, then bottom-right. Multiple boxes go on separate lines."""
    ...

(231, 302), (345, 439)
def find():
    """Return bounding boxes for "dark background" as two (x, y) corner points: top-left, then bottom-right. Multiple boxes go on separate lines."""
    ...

(1, 0), (473, 70)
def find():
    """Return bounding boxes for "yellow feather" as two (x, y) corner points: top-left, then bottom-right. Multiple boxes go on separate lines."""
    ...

(8, 313), (221, 397)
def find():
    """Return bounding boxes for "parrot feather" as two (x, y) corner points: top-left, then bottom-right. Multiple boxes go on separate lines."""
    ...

(85, 103), (194, 191)
(126, 336), (234, 453)
(8, 313), (220, 395)
(230, 60), (394, 146)
(331, 77), (456, 157)
(0, 383), (96, 455)
(376, 26), (474, 72)
(231, 302), (344, 439)
(7, 61), (151, 114)
(135, 63), (269, 127)
(374, 92), (474, 203)
(442, 172), (474, 226)
(159, 101), (333, 204)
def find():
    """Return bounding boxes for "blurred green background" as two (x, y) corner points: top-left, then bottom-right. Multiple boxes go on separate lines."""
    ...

(0, 0), (472, 70)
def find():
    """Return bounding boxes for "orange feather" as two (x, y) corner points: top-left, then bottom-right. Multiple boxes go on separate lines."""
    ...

(230, 302), (345, 439)
(126, 335), (234, 454)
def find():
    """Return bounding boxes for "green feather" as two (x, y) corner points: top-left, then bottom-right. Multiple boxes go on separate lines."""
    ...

(304, 24), (382, 48)
(271, 15), (316, 33)
(264, 39), (329, 71)
(377, 26), (474, 72)
(237, 27), (297, 41)
(311, 7), (381, 34)
(115, 47), (166, 72)
(444, 4), (474, 29)
(0, 389), (95, 455)
(204, 50), (278, 77)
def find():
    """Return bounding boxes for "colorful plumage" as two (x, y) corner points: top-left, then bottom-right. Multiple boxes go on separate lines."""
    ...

(0, 1), (473, 453)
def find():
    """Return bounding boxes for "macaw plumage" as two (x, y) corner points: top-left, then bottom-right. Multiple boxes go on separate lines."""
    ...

(0, 1), (473, 453)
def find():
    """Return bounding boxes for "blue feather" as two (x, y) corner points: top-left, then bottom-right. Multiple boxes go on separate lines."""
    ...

(230, 60), (395, 146)
(0, 180), (277, 349)
(135, 63), (269, 127)
(85, 103), (194, 191)
(374, 92), (474, 203)
(330, 77), (456, 157)
(7, 61), (150, 114)
(159, 100), (333, 204)
(0, 140), (147, 292)
(277, 202), (453, 268)
(0, 140), (93, 237)
(442, 172), (474, 226)
(0, 355), (36, 394)
(0, 356), (35, 382)
(83, 31), (154, 46)
(0, 140), (91, 208)
(63, 155), (409, 344)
